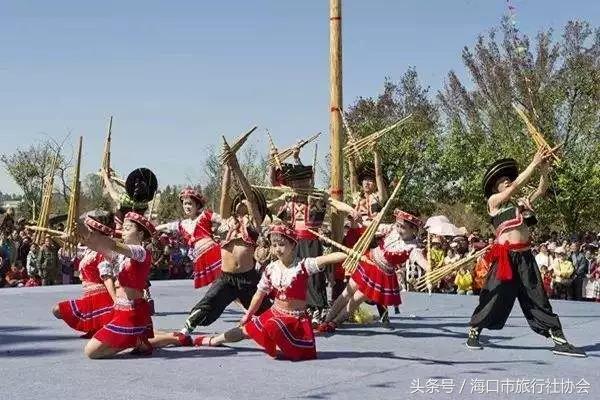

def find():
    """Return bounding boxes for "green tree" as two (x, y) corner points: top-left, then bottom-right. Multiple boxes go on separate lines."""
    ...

(82, 173), (112, 212)
(201, 142), (268, 213)
(1, 138), (73, 219)
(156, 185), (183, 223)
(344, 67), (442, 217)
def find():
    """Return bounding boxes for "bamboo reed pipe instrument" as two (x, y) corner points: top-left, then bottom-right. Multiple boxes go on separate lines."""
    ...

(414, 246), (490, 291)
(341, 175), (404, 274)
(266, 130), (282, 170)
(100, 116), (125, 187)
(34, 153), (59, 245)
(342, 114), (412, 159)
(306, 228), (376, 266)
(266, 132), (322, 167)
(64, 137), (83, 257)
(252, 185), (328, 199)
(218, 126), (258, 165)
(512, 103), (561, 163)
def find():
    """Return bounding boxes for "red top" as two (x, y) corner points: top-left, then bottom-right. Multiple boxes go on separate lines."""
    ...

(116, 245), (152, 290)
(178, 210), (215, 246)
(257, 258), (321, 302)
(79, 250), (106, 284)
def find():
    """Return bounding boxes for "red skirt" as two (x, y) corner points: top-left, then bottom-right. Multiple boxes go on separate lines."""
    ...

(192, 242), (222, 289)
(93, 298), (154, 349)
(58, 287), (114, 334)
(352, 258), (401, 306)
(245, 307), (316, 361)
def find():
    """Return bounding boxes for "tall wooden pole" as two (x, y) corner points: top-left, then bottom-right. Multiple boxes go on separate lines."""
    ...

(329, 0), (344, 242)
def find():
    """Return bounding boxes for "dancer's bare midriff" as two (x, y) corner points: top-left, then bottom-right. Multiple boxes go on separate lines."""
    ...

(114, 284), (144, 300)
(496, 225), (531, 249)
(221, 239), (256, 274)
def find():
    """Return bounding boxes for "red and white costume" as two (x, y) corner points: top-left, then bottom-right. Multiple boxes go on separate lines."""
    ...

(352, 226), (420, 306)
(245, 257), (323, 361)
(57, 248), (115, 334)
(338, 192), (383, 280)
(162, 210), (222, 288)
(93, 245), (154, 349)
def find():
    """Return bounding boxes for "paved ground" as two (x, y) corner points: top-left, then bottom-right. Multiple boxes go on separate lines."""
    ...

(1, 280), (598, 400)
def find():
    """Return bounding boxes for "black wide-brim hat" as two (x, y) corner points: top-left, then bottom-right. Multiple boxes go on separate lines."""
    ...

(482, 158), (519, 198)
(126, 168), (158, 203)
(231, 187), (269, 220)
(356, 161), (376, 182)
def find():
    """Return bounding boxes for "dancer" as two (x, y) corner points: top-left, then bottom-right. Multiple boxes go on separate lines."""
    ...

(52, 211), (116, 337)
(178, 139), (271, 338)
(466, 150), (585, 357)
(270, 153), (352, 325)
(77, 211), (156, 359)
(156, 188), (222, 288)
(346, 153), (395, 325)
(195, 223), (348, 361)
(101, 167), (157, 233)
(320, 209), (429, 332)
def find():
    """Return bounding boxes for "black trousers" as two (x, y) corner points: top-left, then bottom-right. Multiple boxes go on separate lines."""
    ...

(572, 276), (584, 301)
(297, 238), (328, 309)
(184, 269), (271, 330)
(470, 250), (562, 337)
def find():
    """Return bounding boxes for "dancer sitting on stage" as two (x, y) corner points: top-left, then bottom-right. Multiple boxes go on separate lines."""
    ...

(76, 211), (156, 359)
(176, 140), (271, 341)
(319, 209), (429, 332)
(194, 222), (348, 361)
(156, 188), (222, 288)
(52, 211), (116, 337)
(467, 149), (585, 357)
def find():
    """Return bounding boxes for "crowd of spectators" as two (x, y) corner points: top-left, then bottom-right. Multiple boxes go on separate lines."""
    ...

(397, 231), (600, 302)
(0, 223), (195, 289)
(2, 219), (599, 304)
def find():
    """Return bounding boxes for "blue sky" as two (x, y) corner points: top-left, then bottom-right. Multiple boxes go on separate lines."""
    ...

(1, 0), (597, 194)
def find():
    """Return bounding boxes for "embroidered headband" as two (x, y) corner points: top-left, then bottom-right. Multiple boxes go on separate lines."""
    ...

(269, 224), (298, 243)
(179, 188), (205, 205)
(124, 212), (156, 236)
(394, 209), (422, 228)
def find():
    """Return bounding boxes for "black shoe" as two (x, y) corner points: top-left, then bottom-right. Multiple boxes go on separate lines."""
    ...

(466, 327), (483, 350)
(393, 306), (400, 315)
(552, 342), (587, 358)
(380, 310), (391, 328)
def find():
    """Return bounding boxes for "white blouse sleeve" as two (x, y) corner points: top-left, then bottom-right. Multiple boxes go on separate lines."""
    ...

(98, 260), (115, 278)
(303, 258), (323, 275)
(408, 246), (424, 265)
(256, 264), (273, 293)
(127, 245), (147, 262)
(211, 212), (222, 225)
(162, 221), (180, 233)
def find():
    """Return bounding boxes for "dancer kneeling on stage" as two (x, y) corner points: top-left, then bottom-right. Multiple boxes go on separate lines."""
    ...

(467, 150), (585, 357)
(319, 209), (429, 332)
(52, 211), (117, 337)
(194, 223), (348, 361)
(76, 212), (156, 359)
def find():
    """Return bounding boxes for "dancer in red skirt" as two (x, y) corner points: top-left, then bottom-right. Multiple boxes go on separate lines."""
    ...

(76, 211), (156, 359)
(52, 211), (117, 337)
(156, 188), (222, 288)
(194, 223), (348, 361)
(345, 152), (395, 324)
(319, 209), (429, 332)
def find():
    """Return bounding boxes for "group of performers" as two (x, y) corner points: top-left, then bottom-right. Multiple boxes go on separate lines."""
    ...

(48, 126), (586, 360)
